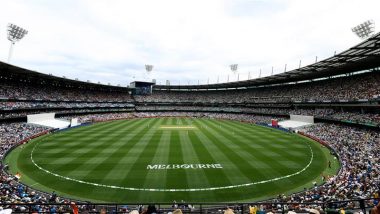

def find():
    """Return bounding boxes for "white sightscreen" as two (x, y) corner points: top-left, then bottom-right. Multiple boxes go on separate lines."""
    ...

(290, 115), (314, 124)
(70, 118), (79, 127)
(27, 113), (55, 123)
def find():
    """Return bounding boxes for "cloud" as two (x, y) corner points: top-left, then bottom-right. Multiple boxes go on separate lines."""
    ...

(0, 0), (379, 86)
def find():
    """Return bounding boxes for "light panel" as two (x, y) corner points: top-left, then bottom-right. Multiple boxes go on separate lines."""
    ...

(7, 23), (28, 43)
(352, 20), (375, 39)
(230, 64), (238, 74)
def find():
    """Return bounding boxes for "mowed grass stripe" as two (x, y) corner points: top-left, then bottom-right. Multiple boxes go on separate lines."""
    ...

(223, 120), (295, 143)
(177, 118), (213, 189)
(85, 118), (164, 185)
(191, 119), (252, 185)
(200, 119), (311, 193)
(215, 120), (322, 187)
(220, 120), (311, 167)
(201, 119), (303, 183)
(184, 120), (235, 188)
(50, 120), (148, 161)
(35, 119), (136, 157)
(36, 119), (147, 175)
(205, 119), (311, 191)
(165, 119), (189, 190)
(221, 120), (298, 147)
(140, 118), (172, 201)
(84, 118), (164, 201)
(53, 119), (145, 143)
(58, 119), (135, 136)
(36, 119), (138, 149)
(43, 118), (160, 200)
(18, 119), (149, 201)
(158, 117), (192, 202)
(199, 119), (282, 181)
(208, 120), (307, 159)
(179, 118), (223, 200)
(204, 119), (286, 179)
(206, 119), (308, 174)
(109, 118), (165, 187)
(227, 120), (298, 143)
(35, 119), (147, 168)
(41, 119), (132, 144)
(216, 120), (309, 163)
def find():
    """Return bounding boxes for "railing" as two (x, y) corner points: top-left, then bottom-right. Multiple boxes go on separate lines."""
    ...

(0, 198), (378, 214)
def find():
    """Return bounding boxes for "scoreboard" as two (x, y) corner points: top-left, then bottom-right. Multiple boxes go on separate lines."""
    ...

(130, 81), (155, 95)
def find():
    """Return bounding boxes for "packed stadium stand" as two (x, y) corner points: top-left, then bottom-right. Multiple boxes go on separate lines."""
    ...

(136, 72), (380, 103)
(0, 64), (134, 122)
(0, 33), (379, 213)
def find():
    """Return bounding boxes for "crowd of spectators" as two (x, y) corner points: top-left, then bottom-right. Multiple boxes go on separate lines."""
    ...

(270, 123), (380, 207)
(328, 112), (380, 126)
(135, 106), (380, 126)
(0, 122), (54, 210)
(0, 108), (133, 120)
(136, 106), (290, 114)
(0, 123), (49, 160)
(136, 72), (380, 103)
(1, 99), (379, 126)
(65, 112), (137, 123)
(0, 101), (134, 110)
(289, 109), (380, 126)
(62, 112), (284, 124)
(0, 71), (378, 129)
(0, 82), (132, 102)
(2, 70), (377, 105)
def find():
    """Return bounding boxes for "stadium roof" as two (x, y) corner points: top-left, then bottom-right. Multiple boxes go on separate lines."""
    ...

(0, 62), (130, 92)
(154, 32), (380, 90)
(0, 32), (379, 92)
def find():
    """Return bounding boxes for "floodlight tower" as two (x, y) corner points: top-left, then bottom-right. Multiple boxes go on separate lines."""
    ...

(230, 64), (238, 81)
(145, 64), (154, 82)
(7, 23), (28, 63)
(352, 20), (375, 39)
(230, 64), (238, 75)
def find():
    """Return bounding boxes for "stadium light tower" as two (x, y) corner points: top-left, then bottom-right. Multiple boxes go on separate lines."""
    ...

(7, 23), (28, 63)
(230, 64), (238, 75)
(352, 20), (375, 39)
(145, 64), (154, 81)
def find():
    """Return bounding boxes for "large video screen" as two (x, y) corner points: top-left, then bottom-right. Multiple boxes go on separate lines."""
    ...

(131, 81), (153, 95)
(134, 86), (152, 95)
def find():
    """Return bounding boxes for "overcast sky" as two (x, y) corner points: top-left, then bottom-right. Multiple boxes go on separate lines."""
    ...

(0, 0), (379, 86)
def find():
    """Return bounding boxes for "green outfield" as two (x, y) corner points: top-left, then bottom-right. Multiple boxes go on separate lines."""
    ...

(6, 117), (339, 203)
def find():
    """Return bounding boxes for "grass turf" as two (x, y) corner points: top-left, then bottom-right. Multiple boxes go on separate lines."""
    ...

(6, 117), (338, 203)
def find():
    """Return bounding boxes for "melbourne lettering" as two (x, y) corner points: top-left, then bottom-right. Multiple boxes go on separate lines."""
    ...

(147, 164), (223, 170)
